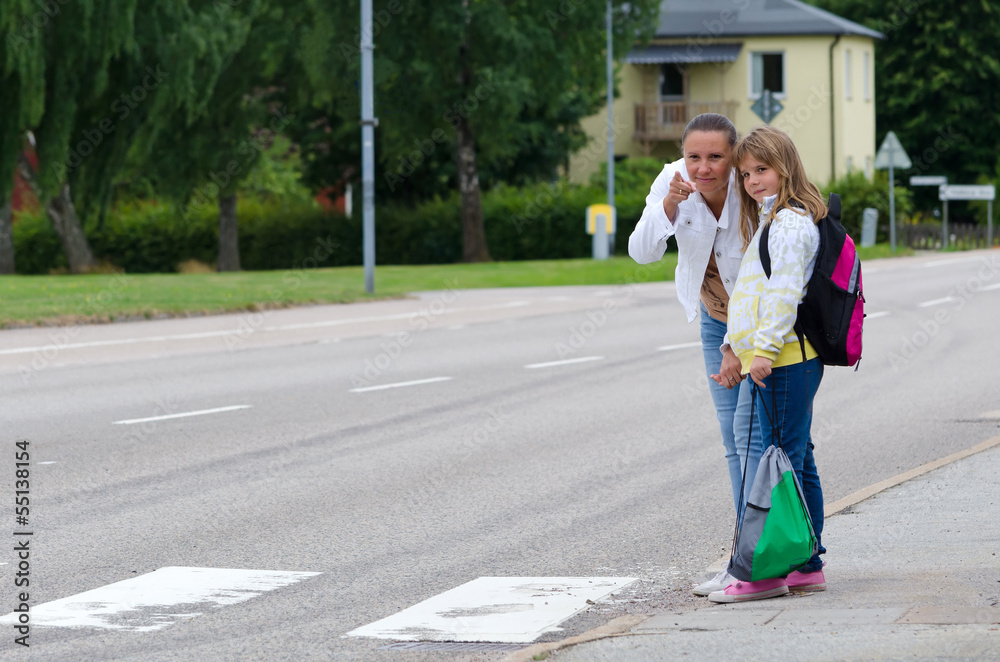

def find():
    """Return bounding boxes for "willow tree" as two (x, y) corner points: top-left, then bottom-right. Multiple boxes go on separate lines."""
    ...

(294, 0), (658, 263)
(0, 2), (48, 273)
(132, 0), (301, 272)
(13, 0), (143, 273)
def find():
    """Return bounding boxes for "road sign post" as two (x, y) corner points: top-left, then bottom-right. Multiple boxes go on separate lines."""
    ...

(587, 204), (615, 260)
(938, 185), (996, 249)
(874, 131), (912, 253)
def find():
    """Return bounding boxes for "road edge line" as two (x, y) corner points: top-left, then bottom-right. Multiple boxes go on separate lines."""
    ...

(699, 434), (1000, 575)
(823, 433), (1000, 517)
(501, 614), (650, 662)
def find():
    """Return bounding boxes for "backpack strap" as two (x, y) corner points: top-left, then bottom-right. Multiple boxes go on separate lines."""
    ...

(759, 223), (772, 279)
(827, 192), (841, 221)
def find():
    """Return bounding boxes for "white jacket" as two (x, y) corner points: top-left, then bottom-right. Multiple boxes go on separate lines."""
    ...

(628, 158), (744, 322)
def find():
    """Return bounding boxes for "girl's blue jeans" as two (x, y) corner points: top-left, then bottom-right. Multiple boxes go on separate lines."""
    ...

(699, 304), (762, 518)
(752, 356), (827, 573)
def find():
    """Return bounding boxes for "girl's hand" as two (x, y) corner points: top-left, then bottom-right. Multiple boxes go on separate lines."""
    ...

(749, 356), (773, 387)
(710, 347), (744, 390)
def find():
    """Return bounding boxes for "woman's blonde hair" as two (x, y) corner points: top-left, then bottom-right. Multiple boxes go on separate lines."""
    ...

(733, 125), (827, 250)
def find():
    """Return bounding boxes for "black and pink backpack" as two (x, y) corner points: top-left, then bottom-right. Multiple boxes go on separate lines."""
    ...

(760, 193), (865, 368)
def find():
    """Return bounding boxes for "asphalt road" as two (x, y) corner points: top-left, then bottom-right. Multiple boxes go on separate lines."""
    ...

(1, 249), (999, 661)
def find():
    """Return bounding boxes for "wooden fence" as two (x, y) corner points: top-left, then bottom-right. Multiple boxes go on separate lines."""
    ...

(901, 223), (998, 250)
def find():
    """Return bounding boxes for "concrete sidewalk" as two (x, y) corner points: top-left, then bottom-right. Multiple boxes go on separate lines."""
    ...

(529, 436), (1000, 661)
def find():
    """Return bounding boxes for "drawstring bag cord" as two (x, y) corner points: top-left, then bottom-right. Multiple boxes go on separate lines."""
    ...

(730, 379), (781, 555)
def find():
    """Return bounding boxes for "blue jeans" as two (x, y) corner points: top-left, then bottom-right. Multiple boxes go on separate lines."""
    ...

(699, 304), (762, 517)
(751, 357), (826, 573)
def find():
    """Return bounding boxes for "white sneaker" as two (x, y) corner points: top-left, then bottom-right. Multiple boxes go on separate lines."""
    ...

(692, 569), (735, 596)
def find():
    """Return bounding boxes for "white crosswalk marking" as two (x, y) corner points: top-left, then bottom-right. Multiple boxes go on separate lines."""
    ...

(0, 567), (320, 631)
(346, 576), (637, 643)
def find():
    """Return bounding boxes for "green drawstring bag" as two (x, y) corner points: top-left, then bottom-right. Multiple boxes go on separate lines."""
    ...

(728, 385), (818, 582)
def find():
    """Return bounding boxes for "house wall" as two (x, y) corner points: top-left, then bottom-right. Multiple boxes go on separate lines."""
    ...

(834, 35), (877, 179)
(569, 34), (877, 189)
(568, 63), (648, 185)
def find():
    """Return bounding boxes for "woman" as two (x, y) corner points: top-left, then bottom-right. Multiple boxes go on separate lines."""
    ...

(628, 113), (760, 596)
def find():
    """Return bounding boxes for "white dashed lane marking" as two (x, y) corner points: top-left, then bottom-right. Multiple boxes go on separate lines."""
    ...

(656, 341), (702, 352)
(113, 405), (251, 425)
(525, 356), (604, 369)
(349, 376), (453, 393)
(0, 567), (320, 631)
(346, 576), (637, 643)
(918, 296), (959, 308)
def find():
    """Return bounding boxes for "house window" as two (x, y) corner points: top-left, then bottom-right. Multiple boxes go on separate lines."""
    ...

(846, 156), (853, 172)
(845, 50), (852, 101)
(660, 64), (684, 100)
(863, 52), (871, 101)
(749, 52), (785, 98)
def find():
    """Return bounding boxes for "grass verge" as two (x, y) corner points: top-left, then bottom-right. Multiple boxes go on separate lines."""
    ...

(0, 256), (677, 327)
(0, 243), (914, 327)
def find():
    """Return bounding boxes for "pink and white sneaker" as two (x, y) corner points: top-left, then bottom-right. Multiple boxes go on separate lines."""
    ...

(707, 577), (788, 603)
(786, 568), (826, 592)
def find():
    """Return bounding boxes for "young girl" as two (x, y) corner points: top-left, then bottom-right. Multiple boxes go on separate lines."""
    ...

(708, 125), (828, 603)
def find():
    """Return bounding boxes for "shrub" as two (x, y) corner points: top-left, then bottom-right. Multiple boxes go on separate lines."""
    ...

(821, 170), (913, 243)
(12, 172), (659, 273)
(11, 211), (66, 274)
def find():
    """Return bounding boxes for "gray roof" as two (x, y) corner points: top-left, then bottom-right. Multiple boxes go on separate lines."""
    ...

(653, 0), (883, 39)
(625, 43), (743, 64)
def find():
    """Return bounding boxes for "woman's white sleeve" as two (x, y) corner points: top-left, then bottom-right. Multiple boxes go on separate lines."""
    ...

(628, 165), (677, 264)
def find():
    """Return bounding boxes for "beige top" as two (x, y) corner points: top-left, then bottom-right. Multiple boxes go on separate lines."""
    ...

(700, 251), (729, 323)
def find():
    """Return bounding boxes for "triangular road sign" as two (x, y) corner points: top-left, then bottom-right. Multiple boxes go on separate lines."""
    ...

(874, 131), (912, 169)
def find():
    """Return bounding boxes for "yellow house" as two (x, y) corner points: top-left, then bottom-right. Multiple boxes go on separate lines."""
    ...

(570, 0), (883, 186)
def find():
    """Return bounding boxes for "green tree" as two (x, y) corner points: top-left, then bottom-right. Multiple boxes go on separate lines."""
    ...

(0, 1), (47, 273)
(2, 0), (140, 273)
(133, 0), (312, 272)
(807, 0), (1000, 186)
(294, 0), (658, 262)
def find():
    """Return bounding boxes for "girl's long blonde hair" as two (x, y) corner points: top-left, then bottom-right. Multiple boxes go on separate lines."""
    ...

(733, 125), (827, 250)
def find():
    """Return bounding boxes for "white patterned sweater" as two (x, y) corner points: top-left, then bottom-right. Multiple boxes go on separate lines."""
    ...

(724, 195), (821, 372)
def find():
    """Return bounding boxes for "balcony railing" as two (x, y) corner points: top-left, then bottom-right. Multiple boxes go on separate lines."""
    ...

(633, 100), (739, 143)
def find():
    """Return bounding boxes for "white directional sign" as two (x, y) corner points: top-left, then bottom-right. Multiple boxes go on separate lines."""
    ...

(939, 185), (995, 201)
(910, 175), (947, 186)
(874, 131), (912, 169)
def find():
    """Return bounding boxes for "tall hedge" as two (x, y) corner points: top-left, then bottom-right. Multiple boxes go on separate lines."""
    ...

(11, 180), (653, 274)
